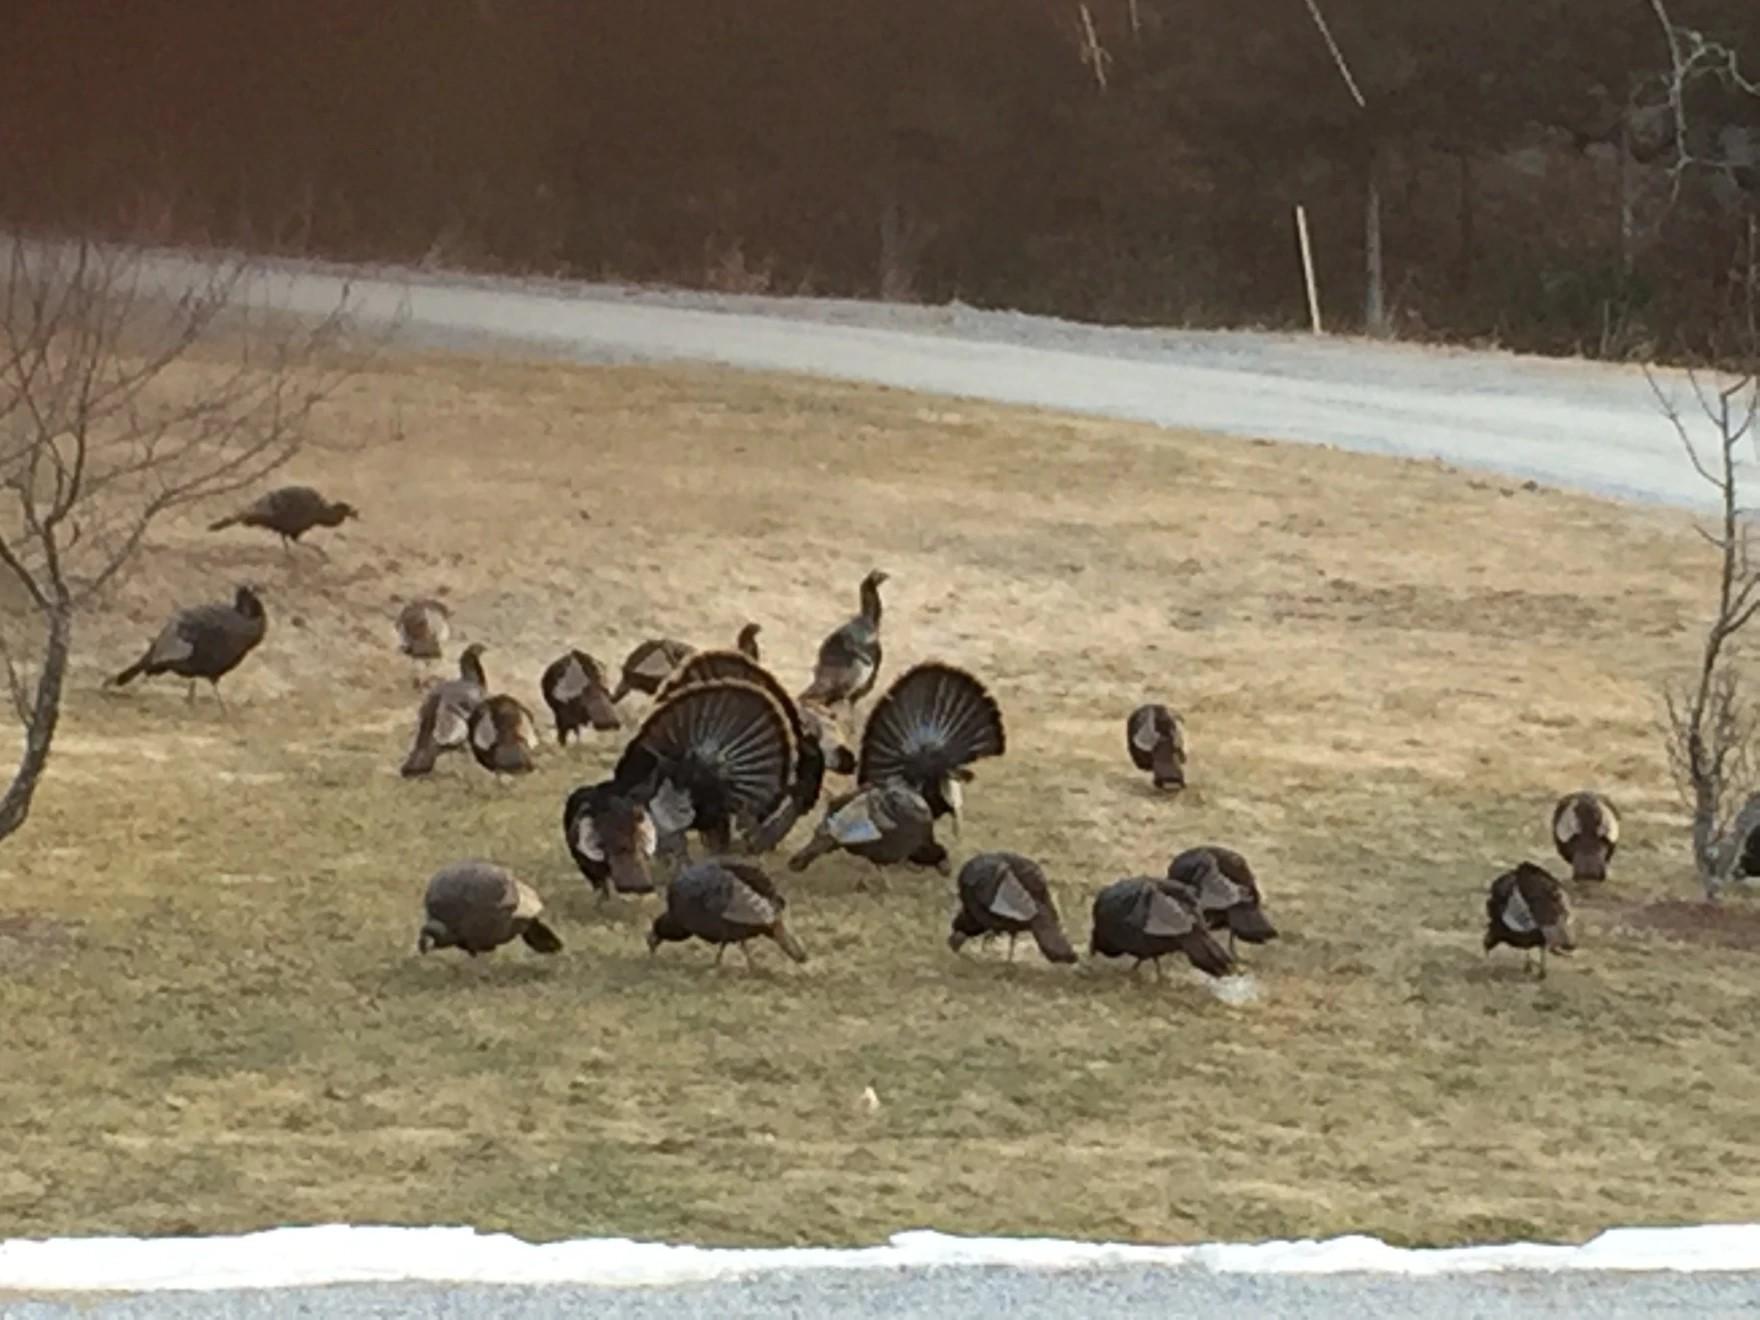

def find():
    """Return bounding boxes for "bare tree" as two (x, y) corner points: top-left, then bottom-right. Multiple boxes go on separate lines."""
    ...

(1653, 362), (1760, 897)
(1641, 0), (1760, 204)
(0, 235), (358, 841)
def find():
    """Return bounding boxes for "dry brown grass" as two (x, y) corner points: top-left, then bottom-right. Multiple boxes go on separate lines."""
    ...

(2, 349), (1758, 1249)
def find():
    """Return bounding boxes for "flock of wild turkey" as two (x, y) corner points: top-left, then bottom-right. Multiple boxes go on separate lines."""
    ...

(106, 483), (1622, 983)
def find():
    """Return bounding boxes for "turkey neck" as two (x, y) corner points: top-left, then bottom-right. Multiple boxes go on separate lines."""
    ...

(859, 578), (884, 627)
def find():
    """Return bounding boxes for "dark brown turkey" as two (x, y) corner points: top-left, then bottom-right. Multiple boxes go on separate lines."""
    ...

(108, 585), (268, 710)
(396, 598), (452, 661)
(857, 661), (1006, 830)
(1551, 791), (1620, 882)
(1088, 875), (1236, 980)
(612, 677), (796, 864)
(800, 569), (888, 708)
(656, 648), (843, 854)
(208, 485), (358, 552)
(1126, 704), (1187, 790)
(647, 858), (807, 966)
(949, 852), (1077, 964)
(1164, 845), (1277, 956)
(417, 860), (562, 957)
(564, 780), (660, 898)
(1484, 861), (1576, 978)
(467, 694), (540, 778)
(787, 781), (947, 880)
(609, 637), (696, 703)
(540, 649), (621, 744)
(400, 643), (488, 777)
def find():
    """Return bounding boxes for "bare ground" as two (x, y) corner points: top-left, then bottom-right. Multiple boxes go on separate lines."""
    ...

(1, 351), (1757, 1249)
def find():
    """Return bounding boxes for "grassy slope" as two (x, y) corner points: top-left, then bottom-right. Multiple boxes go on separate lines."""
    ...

(2, 351), (1757, 1248)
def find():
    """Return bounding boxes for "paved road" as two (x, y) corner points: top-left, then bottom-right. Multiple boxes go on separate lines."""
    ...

(10, 1266), (1760, 1319)
(117, 245), (1738, 511)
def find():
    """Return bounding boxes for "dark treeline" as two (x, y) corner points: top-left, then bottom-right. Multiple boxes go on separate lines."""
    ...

(4, 1), (1758, 358)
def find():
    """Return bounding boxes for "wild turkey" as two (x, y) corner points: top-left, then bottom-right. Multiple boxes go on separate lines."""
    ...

(540, 649), (621, 744)
(801, 569), (888, 708)
(396, 598), (452, 661)
(1484, 861), (1576, 978)
(1127, 704), (1187, 790)
(1088, 876), (1236, 980)
(400, 643), (488, 777)
(468, 694), (540, 778)
(609, 637), (695, 703)
(208, 485), (358, 552)
(108, 585), (267, 710)
(949, 852), (1077, 964)
(416, 860), (562, 958)
(857, 661), (1006, 829)
(1164, 845), (1277, 956)
(564, 780), (659, 897)
(656, 648), (849, 854)
(736, 622), (762, 660)
(647, 858), (807, 966)
(1551, 791), (1620, 882)
(612, 677), (796, 862)
(787, 781), (948, 880)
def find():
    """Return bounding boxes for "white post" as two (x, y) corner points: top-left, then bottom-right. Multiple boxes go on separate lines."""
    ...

(1295, 205), (1323, 334)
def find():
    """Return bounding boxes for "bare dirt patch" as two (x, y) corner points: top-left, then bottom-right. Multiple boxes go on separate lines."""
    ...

(0, 350), (1754, 1249)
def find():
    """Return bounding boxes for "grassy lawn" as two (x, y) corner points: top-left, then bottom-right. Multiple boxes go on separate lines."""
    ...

(2, 349), (1757, 1248)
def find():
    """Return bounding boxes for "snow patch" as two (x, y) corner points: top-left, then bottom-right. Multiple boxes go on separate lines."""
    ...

(3, 1225), (1760, 1293)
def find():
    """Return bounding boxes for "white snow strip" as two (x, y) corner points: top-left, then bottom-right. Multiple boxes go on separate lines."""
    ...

(3, 1225), (1759, 1293)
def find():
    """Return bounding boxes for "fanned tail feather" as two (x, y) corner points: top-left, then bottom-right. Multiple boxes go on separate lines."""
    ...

(859, 662), (1005, 788)
(617, 678), (795, 823)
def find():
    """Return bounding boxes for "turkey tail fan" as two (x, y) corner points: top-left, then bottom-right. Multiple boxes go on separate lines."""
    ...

(858, 662), (1006, 791)
(614, 678), (797, 834)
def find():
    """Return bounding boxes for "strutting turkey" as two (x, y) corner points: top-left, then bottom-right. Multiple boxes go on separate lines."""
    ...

(1126, 704), (1187, 790)
(108, 585), (267, 710)
(400, 643), (488, 777)
(467, 694), (540, 779)
(801, 569), (888, 708)
(1088, 875), (1236, 980)
(948, 852), (1078, 964)
(647, 858), (807, 966)
(1550, 791), (1620, 882)
(1164, 845), (1278, 956)
(564, 780), (660, 897)
(611, 677), (796, 865)
(540, 649), (621, 744)
(417, 860), (562, 957)
(856, 661), (1006, 831)
(656, 648), (844, 854)
(1484, 861), (1576, 978)
(609, 637), (695, 703)
(208, 485), (358, 553)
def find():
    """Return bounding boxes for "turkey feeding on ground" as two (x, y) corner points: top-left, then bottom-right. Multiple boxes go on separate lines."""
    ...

(540, 649), (621, 744)
(948, 852), (1077, 964)
(609, 637), (695, 704)
(800, 569), (888, 709)
(208, 485), (358, 553)
(1484, 861), (1576, 979)
(467, 694), (540, 779)
(400, 643), (488, 777)
(1088, 875), (1236, 980)
(1126, 703), (1187, 790)
(417, 861), (562, 958)
(563, 780), (659, 898)
(1551, 791), (1620, 882)
(647, 858), (807, 967)
(108, 584), (268, 711)
(1164, 844), (1278, 956)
